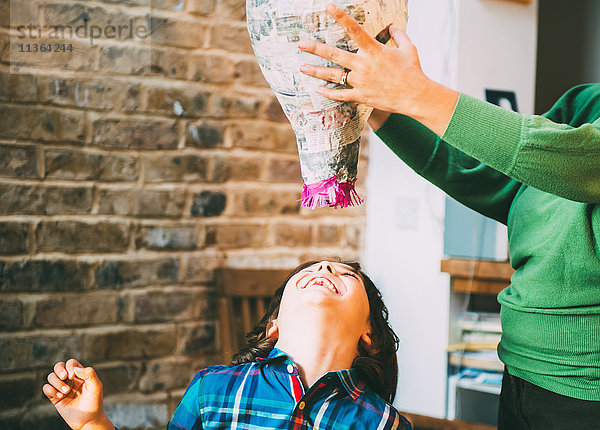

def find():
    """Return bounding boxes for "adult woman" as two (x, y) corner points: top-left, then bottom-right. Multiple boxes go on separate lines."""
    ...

(298, 4), (600, 429)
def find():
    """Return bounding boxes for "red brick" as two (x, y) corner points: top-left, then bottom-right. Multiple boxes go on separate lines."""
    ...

(191, 53), (235, 84)
(92, 118), (178, 149)
(231, 189), (300, 216)
(82, 326), (177, 360)
(186, 121), (224, 148)
(133, 291), (195, 323)
(210, 23), (252, 54)
(229, 122), (297, 153)
(39, 76), (141, 111)
(264, 96), (288, 122)
(145, 87), (208, 118)
(272, 222), (312, 247)
(0, 260), (90, 292)
(0, 334), (81, 371)
(188, 0), (216, 16)
(178, 322), (217, 355)
(215, 0), (246, 20)
(142, 154), (210, 183)
(0, 300), (24, 331)
(266, 158), (301, 182)
(36, 221), (129, 253)
(149, 48), (190, 80)
(0, 184), (92, 215)
(94, 258), (179, 289)
(95, 362), (141, 395)
(234, 58), (268, 87)
(97, 188), (185, 218)
(0, 222), (29, 255)
(315, 224), (342, 246)
(33, 293), (119, 327)
(210, 93), (261, 118)
(0, 106), (85, 144)
(45, 149), (138, 181)
(205, 223), (267, 248)
(96, 44), (152, 76)
(212, 154), (263, 182)
(139, 358), (198, 393)
(0, 72), (38, 102)
(146, 17), (206, 49)
(190, 191), (226, 217)
(136, 225), (198, 250)
(0, 144), (38, 178)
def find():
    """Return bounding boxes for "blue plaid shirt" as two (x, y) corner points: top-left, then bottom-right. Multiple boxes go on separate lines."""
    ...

(167, 348), (412, 429)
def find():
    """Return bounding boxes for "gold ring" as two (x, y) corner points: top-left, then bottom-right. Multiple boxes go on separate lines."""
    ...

(339, 69), (350, 86)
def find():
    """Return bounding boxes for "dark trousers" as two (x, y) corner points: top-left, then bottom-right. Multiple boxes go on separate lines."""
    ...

(498, 368), (600, 429)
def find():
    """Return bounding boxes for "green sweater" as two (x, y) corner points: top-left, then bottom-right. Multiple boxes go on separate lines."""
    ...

(375, 84), (600, 401)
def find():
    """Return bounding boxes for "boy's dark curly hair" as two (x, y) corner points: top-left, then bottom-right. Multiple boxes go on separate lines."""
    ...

(230, 260), (400, 403)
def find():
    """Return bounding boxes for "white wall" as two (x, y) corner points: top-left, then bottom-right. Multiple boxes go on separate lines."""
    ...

(456, 0), (539, 114)
(364, 0), (538, 418)
(363, 0), (458, 418)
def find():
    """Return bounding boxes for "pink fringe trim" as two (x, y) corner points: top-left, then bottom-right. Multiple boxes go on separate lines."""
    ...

(300, 176), (363, 209)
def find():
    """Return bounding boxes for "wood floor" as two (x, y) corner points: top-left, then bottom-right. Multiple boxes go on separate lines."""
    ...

(399, 412), (496, 430)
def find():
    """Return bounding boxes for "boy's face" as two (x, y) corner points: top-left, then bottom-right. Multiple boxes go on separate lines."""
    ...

(274, 261), (371, 346)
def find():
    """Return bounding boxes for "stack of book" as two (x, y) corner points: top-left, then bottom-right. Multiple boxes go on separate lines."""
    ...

(446, 312), (504, 420)
(448, 312), (504, 387)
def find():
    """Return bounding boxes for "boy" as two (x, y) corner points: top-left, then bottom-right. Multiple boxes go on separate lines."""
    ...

(44, 260), (412, 429)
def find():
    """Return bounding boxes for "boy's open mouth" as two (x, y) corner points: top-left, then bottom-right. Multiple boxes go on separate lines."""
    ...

(303, 276), (339, 294)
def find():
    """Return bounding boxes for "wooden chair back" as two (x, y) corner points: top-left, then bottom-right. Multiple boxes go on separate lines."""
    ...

(216, 268), (290, 364)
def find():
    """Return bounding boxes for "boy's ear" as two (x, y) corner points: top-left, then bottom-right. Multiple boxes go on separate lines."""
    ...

(266, 319), (279, 341)
(360, 332), (379, 355)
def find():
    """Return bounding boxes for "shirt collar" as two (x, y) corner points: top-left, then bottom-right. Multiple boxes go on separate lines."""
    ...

(256, 347), (289, 362)
(256, 348), (365, 400)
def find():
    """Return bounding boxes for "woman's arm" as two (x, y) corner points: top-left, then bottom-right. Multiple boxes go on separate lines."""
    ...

(443, 92), (600, 203)
(43, 359), (114, 430)
(374, 112), (522, 225)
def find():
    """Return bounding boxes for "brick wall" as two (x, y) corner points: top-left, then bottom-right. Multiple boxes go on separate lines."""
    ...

(0, 1), (368, 428)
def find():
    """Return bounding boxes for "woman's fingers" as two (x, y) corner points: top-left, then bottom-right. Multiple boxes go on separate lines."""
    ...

(300, 64), (348, 85)
(316, 87), (358, 103)
(47, 372), (71, 395)
(298, 40), (356, 70)
(325, 3), (379, 53)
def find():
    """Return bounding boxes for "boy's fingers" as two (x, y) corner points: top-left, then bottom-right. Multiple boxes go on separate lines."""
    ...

(53, 362), (67, 380)
(65, 358), (84, 379)
(326, 3), (378, 52)
(73, 366), (98, 382)
(73, 366), (103, 394)
(47, 373), (71, 395)
(43, 383), (63, 402)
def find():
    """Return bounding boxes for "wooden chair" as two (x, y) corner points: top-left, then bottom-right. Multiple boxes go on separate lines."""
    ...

(215, 268), (290, 364)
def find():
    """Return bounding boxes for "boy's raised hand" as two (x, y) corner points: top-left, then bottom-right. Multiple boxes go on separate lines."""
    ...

(43, 359), (114, 430)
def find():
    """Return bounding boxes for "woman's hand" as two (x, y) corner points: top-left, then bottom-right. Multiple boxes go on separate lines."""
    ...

(298, 3), (459, 136)
(43, 359), (114, 430)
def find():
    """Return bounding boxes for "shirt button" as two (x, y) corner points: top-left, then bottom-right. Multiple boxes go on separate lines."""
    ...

(298, 401), (305, 410)
(287, 364), (294, 374)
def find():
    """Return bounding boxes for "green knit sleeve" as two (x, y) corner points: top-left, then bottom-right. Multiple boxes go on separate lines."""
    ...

(442, 90), (600, 203)
(374, 113), (521, 225)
